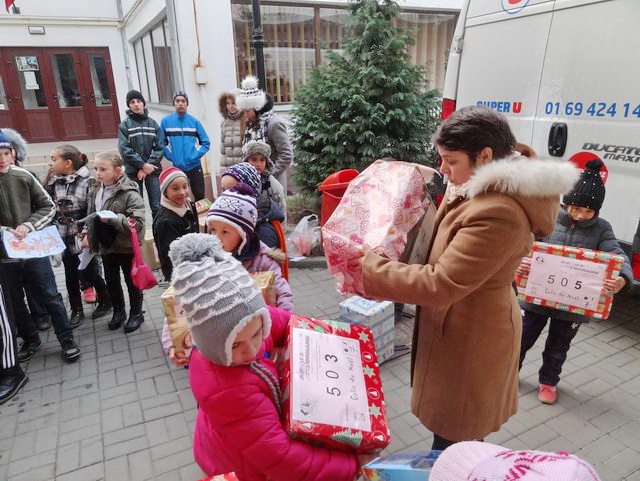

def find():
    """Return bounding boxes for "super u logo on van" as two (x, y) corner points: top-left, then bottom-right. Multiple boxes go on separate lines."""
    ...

(476, 101), (523, 114)
(502, 0), (530, 14)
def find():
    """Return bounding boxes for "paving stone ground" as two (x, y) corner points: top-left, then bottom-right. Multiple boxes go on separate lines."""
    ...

(1, 265), (639, 480)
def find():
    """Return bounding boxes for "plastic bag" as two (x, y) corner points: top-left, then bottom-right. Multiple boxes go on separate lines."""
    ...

(287, 214), (320, 257)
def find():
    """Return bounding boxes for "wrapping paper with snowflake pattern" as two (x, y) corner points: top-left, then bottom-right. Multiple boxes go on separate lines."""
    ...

(322, 160), (434, 296)
(516, 241), (624, 320)
(278, 314), (390, 453)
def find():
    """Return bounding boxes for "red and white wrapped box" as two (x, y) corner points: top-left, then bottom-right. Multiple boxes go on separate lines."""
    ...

(516, 241), (624, 320)
(322, 160), (434, 296)
(279, 314), (390, 453)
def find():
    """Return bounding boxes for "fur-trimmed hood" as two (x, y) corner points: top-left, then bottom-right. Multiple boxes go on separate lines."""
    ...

(465, 154), (580, 237)
(1, 128), (28, 164)
(467, 154), (579, 200)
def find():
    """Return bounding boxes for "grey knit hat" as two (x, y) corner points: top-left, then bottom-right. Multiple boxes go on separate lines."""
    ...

(169, 233), (270, 366)
(242, 140), (272, 163)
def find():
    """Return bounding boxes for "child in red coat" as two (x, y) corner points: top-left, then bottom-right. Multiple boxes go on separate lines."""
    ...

(169, 233), (372, 481)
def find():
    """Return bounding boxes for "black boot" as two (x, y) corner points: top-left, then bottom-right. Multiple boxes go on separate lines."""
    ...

(92, 300), (112, 320)
(69, 309), (85, 329)
(124, 311), (144, 334)
(17, 338), (42, 363)
(108, 309), (126, 330)
(0, 365), (28, 405)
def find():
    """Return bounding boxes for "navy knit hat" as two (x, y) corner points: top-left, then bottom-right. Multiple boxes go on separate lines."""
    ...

(563, 159), (606, 211)
(222, 162), (261, 197)
(0, 130), (13, 151)
(126, 90), (146, 107)
(173, 91), (189, 104)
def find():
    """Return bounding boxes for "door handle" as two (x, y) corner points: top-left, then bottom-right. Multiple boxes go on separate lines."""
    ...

(548, 122), (568, 157)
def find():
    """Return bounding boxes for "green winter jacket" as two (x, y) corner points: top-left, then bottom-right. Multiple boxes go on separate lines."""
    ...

(0, 164), (55, 235)
(118, 109), (164, 177)
(85, 174), (145, 255)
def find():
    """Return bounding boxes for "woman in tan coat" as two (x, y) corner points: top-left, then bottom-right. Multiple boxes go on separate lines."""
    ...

(362, 106), (579, 450)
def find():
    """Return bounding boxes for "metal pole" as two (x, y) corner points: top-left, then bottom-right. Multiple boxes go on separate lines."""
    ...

(251, 0), (266, 90)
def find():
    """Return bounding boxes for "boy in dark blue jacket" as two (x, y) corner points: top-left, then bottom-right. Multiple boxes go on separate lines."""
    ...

(118, 90), (164, 218)
(160, 91), (210, 202)
(518, 159), (633, 404)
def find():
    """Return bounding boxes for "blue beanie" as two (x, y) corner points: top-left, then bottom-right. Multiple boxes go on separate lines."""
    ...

(0, 130), (13, 151)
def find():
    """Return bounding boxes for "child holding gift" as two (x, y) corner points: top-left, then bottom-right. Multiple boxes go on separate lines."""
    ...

(161, 184), (293, 365)
(168, 233), (374, 480)
(518, 158), (633, 405)
(82, 151), (146, 334)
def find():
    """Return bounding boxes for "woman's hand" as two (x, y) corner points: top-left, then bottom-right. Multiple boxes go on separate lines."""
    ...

(516, 260), (531, 276)
(81, 234), (89, 249)
(604, 276), (625, 294)
(137, 169), (147, 181)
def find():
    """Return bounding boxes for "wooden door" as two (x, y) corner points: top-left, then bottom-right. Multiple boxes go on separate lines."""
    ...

(47, 48), (90, 140)
(4, 48), (58, 142)
(0, 50), (18, 132)
(80, 48), (120, 138)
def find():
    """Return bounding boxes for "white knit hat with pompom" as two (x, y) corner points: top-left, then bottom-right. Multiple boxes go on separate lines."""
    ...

(235, 75), (267, 112)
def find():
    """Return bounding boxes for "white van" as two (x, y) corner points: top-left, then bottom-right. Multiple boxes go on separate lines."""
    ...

(442, 0), (640, 281)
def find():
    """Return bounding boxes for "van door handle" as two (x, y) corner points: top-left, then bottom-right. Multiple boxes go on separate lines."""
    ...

(548, 123), (568, 157)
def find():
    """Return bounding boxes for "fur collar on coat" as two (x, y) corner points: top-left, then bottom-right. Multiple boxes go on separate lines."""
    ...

(466, 153), (580, 199)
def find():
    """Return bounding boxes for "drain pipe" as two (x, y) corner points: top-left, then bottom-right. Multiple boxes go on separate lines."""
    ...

(166, 0), (185, 91)
(115, 0), (133, 90)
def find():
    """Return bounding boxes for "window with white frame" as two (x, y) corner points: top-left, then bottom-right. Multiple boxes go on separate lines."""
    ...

(133, 18), (176, 105)
(231, 1), (458, 104)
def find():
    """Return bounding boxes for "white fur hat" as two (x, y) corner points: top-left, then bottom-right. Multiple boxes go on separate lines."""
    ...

(235, 75), (267, 112)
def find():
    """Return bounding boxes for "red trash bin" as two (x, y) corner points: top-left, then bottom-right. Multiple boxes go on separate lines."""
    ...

(317, 169), (359, 226)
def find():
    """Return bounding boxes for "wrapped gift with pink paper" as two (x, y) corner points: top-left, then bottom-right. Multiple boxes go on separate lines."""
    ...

(278, 314), (390, 453)
(515, 241), (624, 320)
(322, 160), (435, 296)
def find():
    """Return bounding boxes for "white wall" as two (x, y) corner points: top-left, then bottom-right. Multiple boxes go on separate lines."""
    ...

(0, 8), (128, 128)
(0, 0), (119, 18)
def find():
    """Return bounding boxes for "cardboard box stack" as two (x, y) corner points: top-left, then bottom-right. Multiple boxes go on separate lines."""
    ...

(340, 296), (395, 364)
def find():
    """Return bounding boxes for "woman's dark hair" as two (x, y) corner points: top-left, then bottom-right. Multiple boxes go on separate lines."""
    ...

(54, 144), (89, 171)
(431, 106), (517, 163)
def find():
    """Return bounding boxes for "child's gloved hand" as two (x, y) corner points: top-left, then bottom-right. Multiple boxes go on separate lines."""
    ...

(604, 276), (625, 294)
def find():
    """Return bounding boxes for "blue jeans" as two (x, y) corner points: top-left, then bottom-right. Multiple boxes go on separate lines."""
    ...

(130, 172), (161, 218)
(1, 258), (73, 344)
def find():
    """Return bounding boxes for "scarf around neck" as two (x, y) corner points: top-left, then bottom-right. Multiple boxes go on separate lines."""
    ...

(244, 110), (274, 145)
(160, 195), (190, 217)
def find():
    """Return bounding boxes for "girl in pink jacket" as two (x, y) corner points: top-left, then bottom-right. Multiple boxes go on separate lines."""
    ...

(161, 183), (293, 362)
(168, 233), (366, 481)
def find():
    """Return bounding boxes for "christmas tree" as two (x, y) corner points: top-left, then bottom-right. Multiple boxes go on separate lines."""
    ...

(292, 0), (441, 195)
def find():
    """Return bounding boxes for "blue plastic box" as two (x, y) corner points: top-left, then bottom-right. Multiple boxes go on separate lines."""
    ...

(362, 450), (441, 481)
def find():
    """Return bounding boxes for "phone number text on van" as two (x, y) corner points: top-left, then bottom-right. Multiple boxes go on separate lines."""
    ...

(544, 102), (640, 119)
